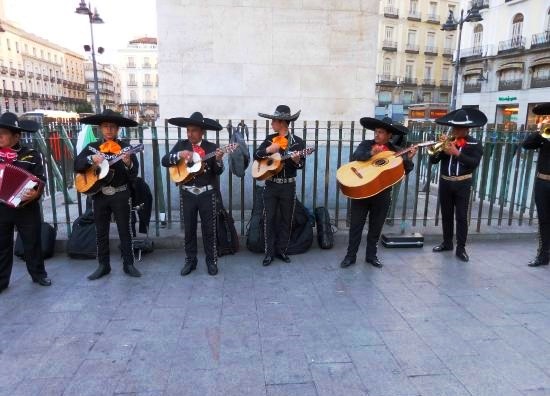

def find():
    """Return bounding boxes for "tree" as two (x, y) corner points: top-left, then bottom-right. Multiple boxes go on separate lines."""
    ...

(75, 101), (93, 114)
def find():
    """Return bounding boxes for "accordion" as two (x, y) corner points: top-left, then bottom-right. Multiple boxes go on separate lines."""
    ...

(0, 163), (44, 208)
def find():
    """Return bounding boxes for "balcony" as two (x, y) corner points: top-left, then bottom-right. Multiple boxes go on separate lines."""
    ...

(4, 89), (12, 97)
(377, 75), (398, 86)
(531, 75), (550, 89)
(13, 91), (20, 98)
(498, 36), (525, 54)
(407, 10), (421, 21)
(424, 46), (438, 56)
(43, 74), (49, 80)
(460, 46), (485, 59)
(382, 40), (398, 51)
(442, 47), (454, 58)
(36, 74), (42, 80)
(472, 0), (490, 9)
(440, 80), (452, 88)
(400, 76), (417, 86)
(27, 72), (34, 78)
(9, 68), (16, 76)
(18, 69), (25, 77)
(127, 63), (136, 68)
(464, 81), (482, 93)
(21, 92), (28, 98)
(422, 79), (436, 87)
(143, 63), (151, 69)
(383, 6), (398, 18)
(143, 82), (154, 87)
(531, 31), (550, 49)
(127, 81), (138, 87)
(57, 78), (62, 84)
(0, 66), (7, 75)
(498, 78), (523, 91)
(405, 43), (419, 54)
(50, 76), (55, 82)
(426, 14), (440, 24)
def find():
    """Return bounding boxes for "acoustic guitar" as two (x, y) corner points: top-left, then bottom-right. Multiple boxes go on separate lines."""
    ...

(169, 143), (238, 184)
(336, 141), (435, 199)
(75, 144), (145, 195)
(251, 147), (316, 181)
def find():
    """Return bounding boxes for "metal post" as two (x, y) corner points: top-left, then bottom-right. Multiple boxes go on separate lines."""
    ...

(88, 13), (101, 113)
(450, 9), (464, 111)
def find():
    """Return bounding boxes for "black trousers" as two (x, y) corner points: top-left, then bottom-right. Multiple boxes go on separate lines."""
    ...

(181, 189), (217, 264)
(535, 178), (550, 260)
(92, 190), (134, 267)
(439, 178), (472, 250)
(345, 187), (391, 260)
(263, 181), (296, 256)
(0, 201), (47, 289)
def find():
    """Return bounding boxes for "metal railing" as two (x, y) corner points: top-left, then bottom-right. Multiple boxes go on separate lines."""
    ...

(498, 78), (523, 91)
(531, 75), (550, 89)
(464, 81), (482, 93)
(531, 31), (550, 49)
(498, 36), (526, 53)
(31, 120), (540, 239)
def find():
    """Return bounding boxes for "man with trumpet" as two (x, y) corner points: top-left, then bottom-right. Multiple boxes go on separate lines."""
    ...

(523, 103), (550, 267)
(430, 108), (487, 262)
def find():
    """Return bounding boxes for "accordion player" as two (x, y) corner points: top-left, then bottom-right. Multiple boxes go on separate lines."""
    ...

(0, 111), (51, 293)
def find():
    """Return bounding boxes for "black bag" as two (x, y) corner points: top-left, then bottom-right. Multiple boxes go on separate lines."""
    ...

(217, 207), (239, 256)
(228, 122), (250, 178)
(381, 233), (424, 248)
(14, 222), (57, 260)
(314, 207), (334, 249)
(67, 210), (97, 259)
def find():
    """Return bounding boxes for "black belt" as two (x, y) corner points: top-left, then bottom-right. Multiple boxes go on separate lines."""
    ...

(269, 177), (296, 184)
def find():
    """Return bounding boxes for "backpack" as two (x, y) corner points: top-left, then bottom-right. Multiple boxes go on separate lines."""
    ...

(14, 222), (57, 260)
(67, 210), (97, 259)
(216, 193), (239, 256)
(314, 207), (334, 249)
(228, 122), (250, 178)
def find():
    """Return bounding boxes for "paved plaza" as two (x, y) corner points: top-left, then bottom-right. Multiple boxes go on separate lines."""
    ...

(2, 237), (550, 395)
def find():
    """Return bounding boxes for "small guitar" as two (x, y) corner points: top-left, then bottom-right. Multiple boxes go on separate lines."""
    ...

(251, 147), (316, 181)
(169, 143), (238, 184)
(337, 141), (435, 199)
(75, 144), (145, 195)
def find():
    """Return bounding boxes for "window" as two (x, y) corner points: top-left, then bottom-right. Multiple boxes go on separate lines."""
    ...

(440, 92), (449, 103)
(40, 49), (44, 58)
(426, 32), (436, 47)
(6, 39), (10, 51)
(422, 92), (432, 102)
(128, 56), (135, 66)
(145, 90), (151, 100)
(407, 30), (417, 45)
(442, 67), (450, 81)
(473, 24), (483, 48)
(546, 8), (550, 31)
(32, 47), (36, 56)
(24, 44), (28, 53)
(383, 58), (392, 76)
(130, 90), (137, 102)
(448, 5), (456, 14)
(445, 34), (454, 49)
(405, 61), (414, 77)
(533, 65), (550, 79)
(424, 63), (433, 79)
(512, 14), (524, 39)
(403, 91), (413, 104)
(15, 42), (19, 53)
(378, 91), (392, 104)
(429, 2), (437, 15)
(385, 26), (394, 41)
(410, 0), (418, 12)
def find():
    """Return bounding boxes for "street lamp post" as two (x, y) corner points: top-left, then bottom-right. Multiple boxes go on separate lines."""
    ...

(441, 6), (483, 110)
(75, 1), (104, 114)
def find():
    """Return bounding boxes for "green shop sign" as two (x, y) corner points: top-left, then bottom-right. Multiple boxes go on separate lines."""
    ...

(498, 96), (517, 102)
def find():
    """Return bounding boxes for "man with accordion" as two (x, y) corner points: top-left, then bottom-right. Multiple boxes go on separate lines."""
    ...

(0, 112), (51, 293)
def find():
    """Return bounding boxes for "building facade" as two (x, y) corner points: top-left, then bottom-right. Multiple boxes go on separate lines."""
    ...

(0, 20), (87, 115)
(84, 62), (121, 112)
(457, 0), (550, 128)
(376, 0), (459, 122)
(157, 1), (379, 121)
(117, 37), (159, 123)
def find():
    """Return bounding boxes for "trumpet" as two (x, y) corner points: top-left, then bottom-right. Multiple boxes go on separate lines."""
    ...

(540, 123), (550, 139)
(427, 135), (456, 156)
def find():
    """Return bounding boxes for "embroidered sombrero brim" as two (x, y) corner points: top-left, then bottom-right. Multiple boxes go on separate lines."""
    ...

(80, 113), (138, 128)
(435, 108), (487, 128)
(168, 117), (222, 131)
(359, 117), (407, 136)
(0, 119), (40, 133)
(533, 103), (550, 115)
(258, 110), (301, 122)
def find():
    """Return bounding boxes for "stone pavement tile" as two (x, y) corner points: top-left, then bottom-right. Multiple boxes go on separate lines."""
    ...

(63, 376), (120, 396)
(28, 352), (86, 379)
(216, 362), (266, 396)
(405, 280), (457, 306)
(73, 358), (129, 378)
(349, 345), (418, 396)
(0, 352), (43, 395)
(451, 294), (520, 327)
(10, 377), (69, 396)
(378, 329), (449, 377)
(184, 303), (222, 329)
(114, 356), (172, 394)
(409, 374), (471, 396)
(87, 332), (138, 360)
(492, 325), (550, 368)
(522, 389), (550, 396)
(63, 310), (113, 333)
(261, 336), (312, 385)
(442, 318), (499, 341)
(176, 329), (222, 370)
(266, 382), (317, 396)
(165, 368), (221, 396)
(257, 301), (299, 338)
(309, 362), (367, 395)
(0, 323), (29, 353)
(334, 322), (384, 347)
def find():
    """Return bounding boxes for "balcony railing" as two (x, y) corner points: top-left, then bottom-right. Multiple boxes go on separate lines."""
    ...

(408, 10), (421, 20)
(472, 0), (490, 9)
(400, 76), (417, 85)
(143, 64), (152, 68)
(531, 75), (550, 89)
(498, 36), (525, 54)
(440, 80), (452, 87)
(424, 46), (438, 55)
(18, 69), (25, 77)
(143, 82), (154, 87)
(0, 66), (7, 74)
(9, 68), (16, 76)
(27, 72), (34, 78)
(426, 14), (439, 24)
(464, 81), (482, 93)
(422, 79), (436, 87)
(405, 43), (419, 53)
(498, 78), (523, 91)
(127, 81), (138, 87)
(382, 40), (398, 51)
(460, 45), (485, 59)
(531, 31), (550, 49)
(36, 74), (42, 80)
(384, 6), (398, 18)
(377, 75), (398, 85)
(442, 47), (454, 58)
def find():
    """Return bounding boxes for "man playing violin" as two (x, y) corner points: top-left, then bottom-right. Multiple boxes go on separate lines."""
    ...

(74, 109), (141, 280)
(255, 105), (305, 267)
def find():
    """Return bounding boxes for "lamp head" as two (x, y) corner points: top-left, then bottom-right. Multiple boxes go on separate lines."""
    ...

(441, 10), (458, 31)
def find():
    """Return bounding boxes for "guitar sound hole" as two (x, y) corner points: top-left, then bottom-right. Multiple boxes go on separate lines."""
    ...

(267, 160), (273, 166)
(374, 159), (389, 167)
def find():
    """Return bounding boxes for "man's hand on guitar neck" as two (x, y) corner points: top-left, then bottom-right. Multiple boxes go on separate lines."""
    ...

(178, 150), (193, 162)
(215, 148), (224, 162)
(266, 143), (280, 154)
(407, 146), (418, 160)
(91, 154), (105, 165)
(290, 150), (301, 163)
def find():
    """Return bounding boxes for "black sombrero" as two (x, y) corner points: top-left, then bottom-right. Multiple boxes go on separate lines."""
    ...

(168, 112), (223, 131)
(80, 109), (138, 128)
(258, 105), (301, 122)
(533, 103), (550, 115)
(0, 112), (40, 133)
(435, 108), (487, 128)
(359, 116), (408, 136)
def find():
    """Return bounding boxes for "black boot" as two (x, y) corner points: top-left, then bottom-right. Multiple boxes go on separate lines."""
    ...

(433, 243), (453, 252)
(207, 262), (218, 276)
(181, 257), (197, 276)
(528, 257), (549, 267)
(340, 256), (356, 268)
(123, 264), (142, 277)
(262, 255), (273, 266)
(87, 264), (111, 281)
(275, 252), (291, 263)
(32, 277), (52, 286)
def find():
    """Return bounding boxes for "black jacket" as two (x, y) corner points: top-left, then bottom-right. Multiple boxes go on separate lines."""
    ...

(74, 140), (139, 188)
(429, 135), (483, 177)
(352, 140), (415, 175)
(523, 133), (550, 174)
(0, 143), (46, 182)
(161, 139), (224, 187)
(254, 133), (306, 178)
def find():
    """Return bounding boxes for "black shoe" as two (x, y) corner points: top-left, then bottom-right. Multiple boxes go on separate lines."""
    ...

(181, 258), (197, 276)
(0, 285), (6, 293)
(87, 264), (111, 281)
(32, 277), (52, 286)
(275, 252), (291, 263)
(366, 256), (383, 268)
(262, 256), (273, 266)
(528, 257), (549, 267)
(456, 249), (469, 262)
(123, 264), (142, 277)
(433, 243), (453, 252)
(340, 257), (356, 268)
(207, 262), (218, 276)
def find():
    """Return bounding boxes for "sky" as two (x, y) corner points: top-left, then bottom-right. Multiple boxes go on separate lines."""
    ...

(3, 0), (158, 63)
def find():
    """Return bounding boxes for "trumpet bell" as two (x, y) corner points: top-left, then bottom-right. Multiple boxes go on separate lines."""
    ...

(541, 124), (550, 139)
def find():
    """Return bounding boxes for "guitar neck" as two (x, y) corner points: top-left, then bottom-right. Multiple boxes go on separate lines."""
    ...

(194, 144), (233, 162)
(394, 141), (435, 157)
(280, 149), (312, 160)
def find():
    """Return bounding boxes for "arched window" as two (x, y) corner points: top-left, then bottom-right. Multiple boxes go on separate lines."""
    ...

(512, 13), (523, 40)
(473, 24), (483, 49)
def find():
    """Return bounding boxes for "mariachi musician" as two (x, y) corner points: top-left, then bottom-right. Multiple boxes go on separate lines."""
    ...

(74, 109), (141, 280)
(340, 117), (417, 269)
(254, 105), (305, 267)
(0, 112), (51, 292)
(430, 108), (487, 262)
(162, 112), (225, 276)
(522, 103), (550, 267)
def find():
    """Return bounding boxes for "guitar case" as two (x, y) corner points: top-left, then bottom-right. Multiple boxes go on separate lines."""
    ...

(314, 207), (334, 249)
(67, 210), (97, 259)
(381, 233), (424, 248)
(14, 222), (57, 259)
